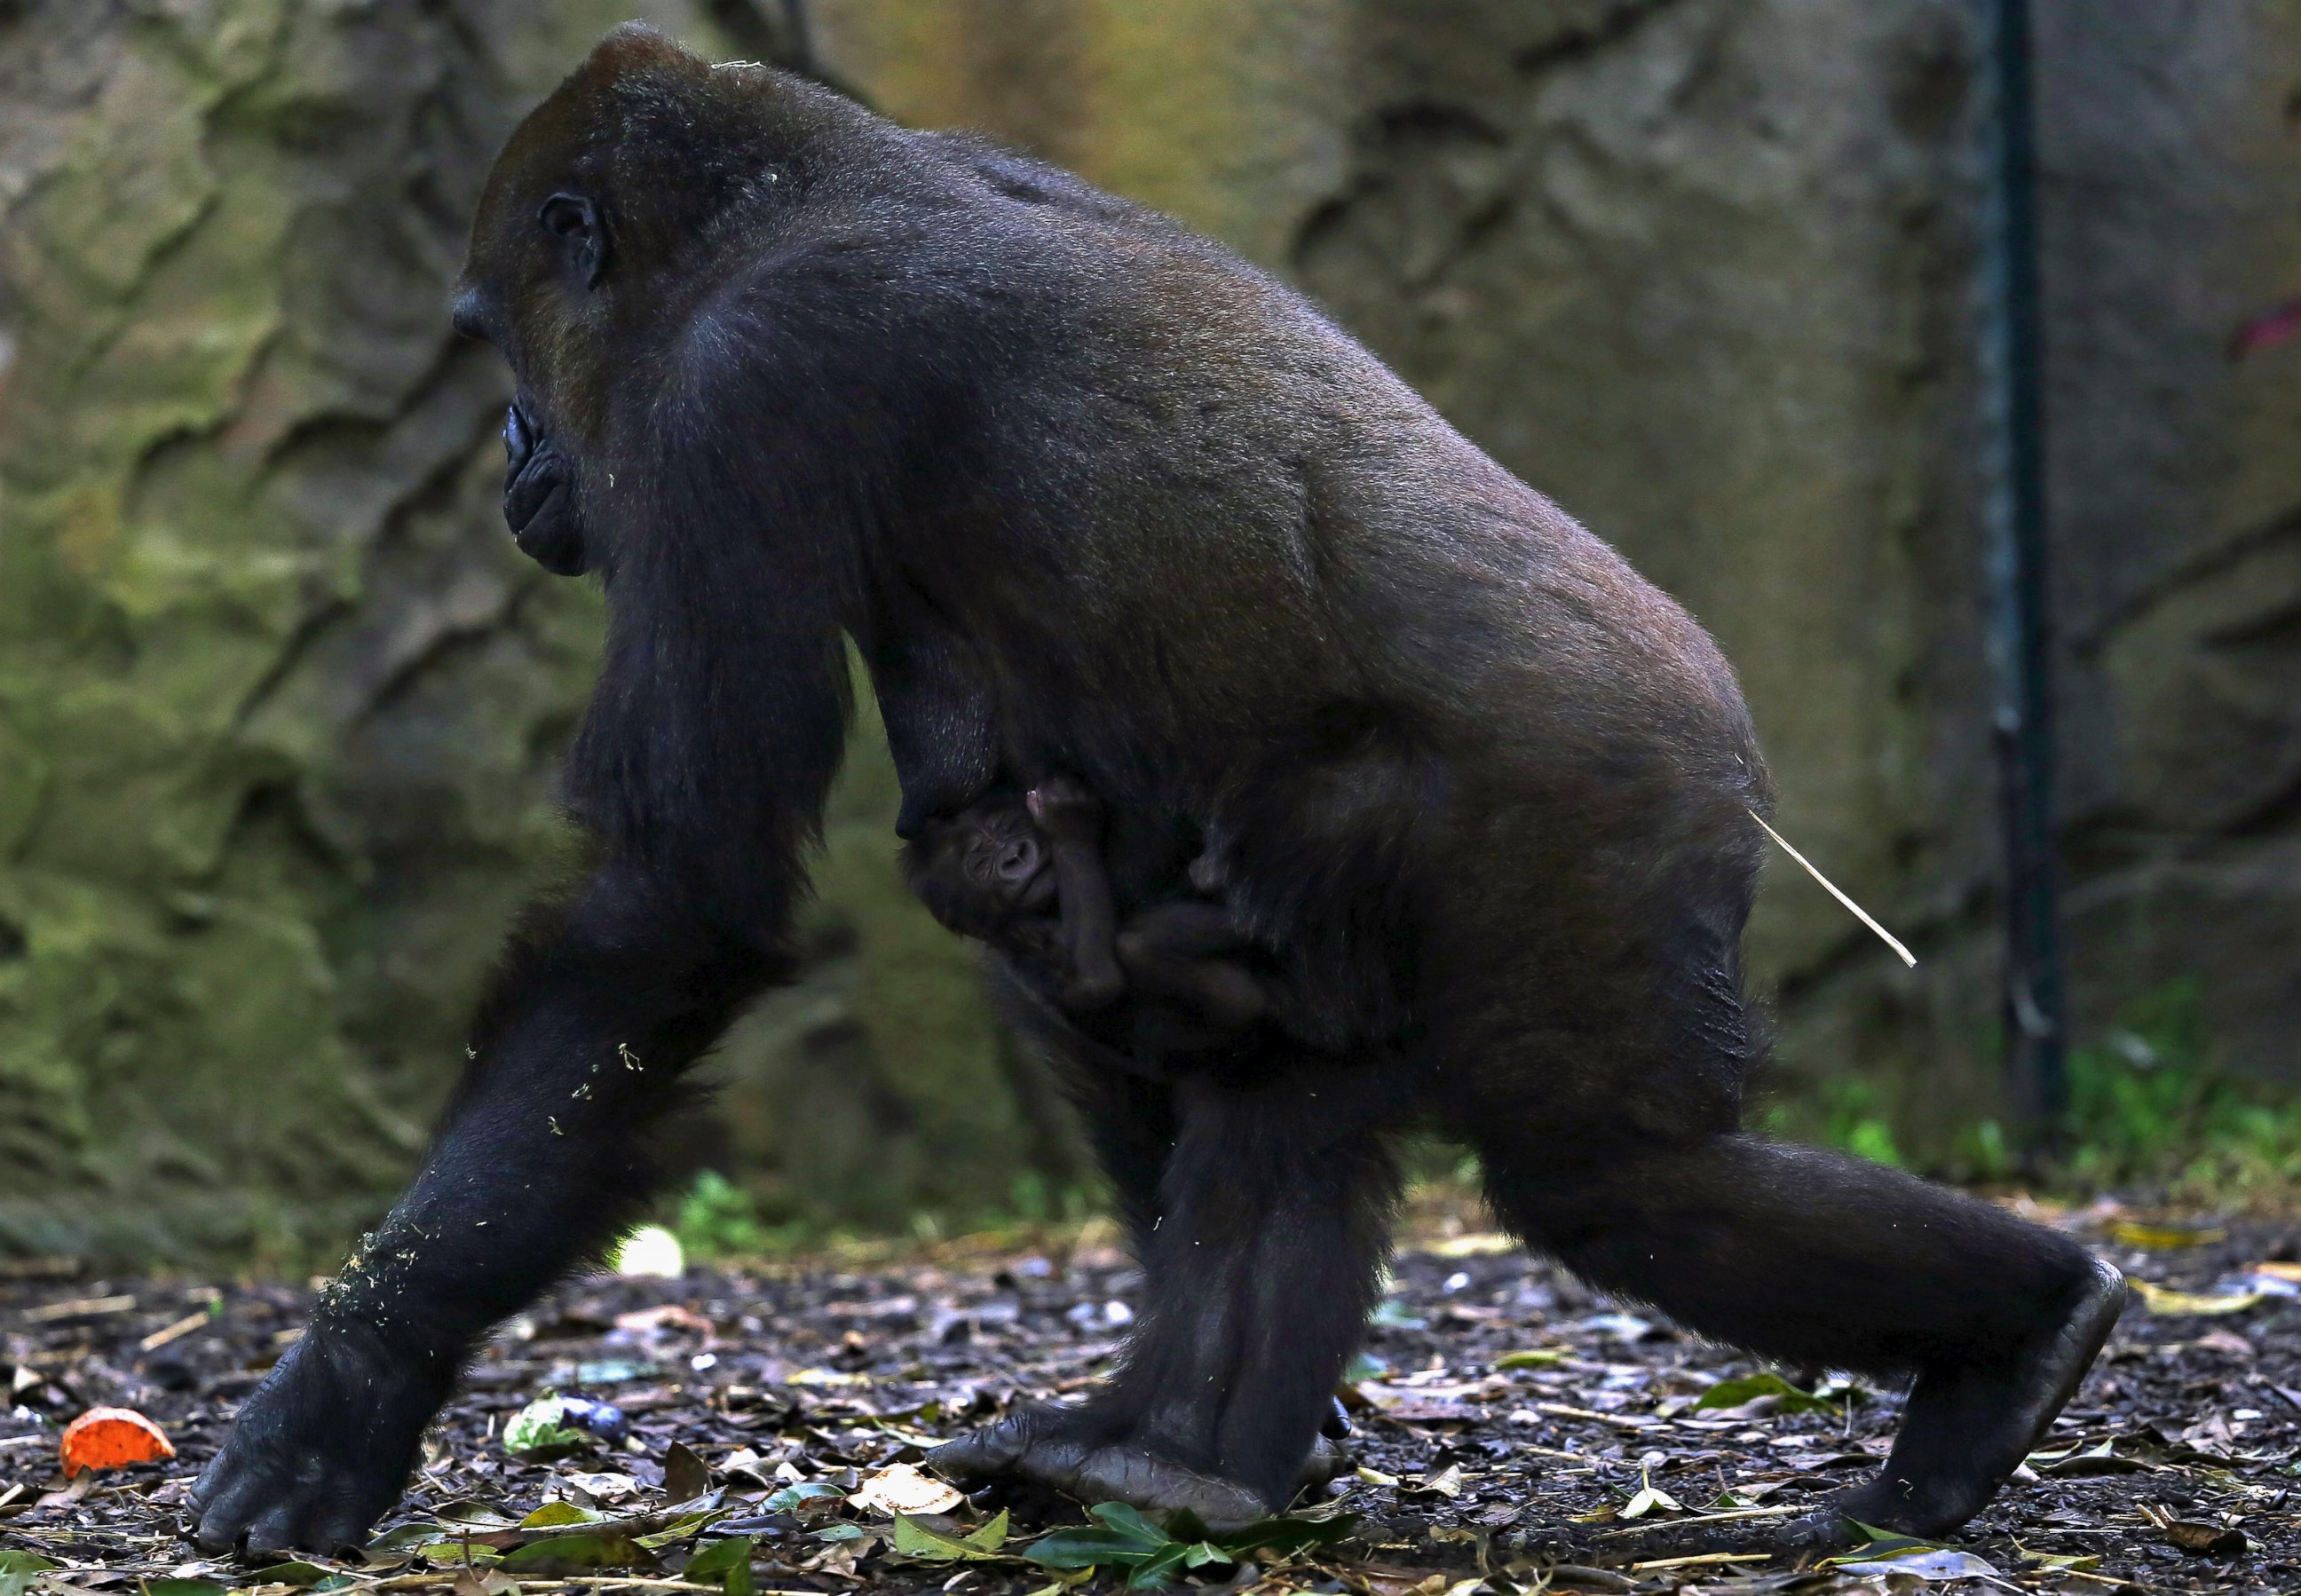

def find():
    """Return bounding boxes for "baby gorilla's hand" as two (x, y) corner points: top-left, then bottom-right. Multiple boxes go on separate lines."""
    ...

(1025, 774), (1103, 840)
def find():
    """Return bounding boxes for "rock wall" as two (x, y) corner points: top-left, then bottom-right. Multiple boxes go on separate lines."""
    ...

(811, 0), (2301, 1145)
(2036, 4), (2301, 1087)
(3, 0), (2292, 1261)
(0, 0), (1082, 1262)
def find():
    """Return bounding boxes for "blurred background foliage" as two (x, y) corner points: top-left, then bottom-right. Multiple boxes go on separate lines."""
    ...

(0, 0), (2297, 1264)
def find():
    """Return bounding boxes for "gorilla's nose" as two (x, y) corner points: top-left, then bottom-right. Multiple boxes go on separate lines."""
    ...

(503, 404), (535, 473)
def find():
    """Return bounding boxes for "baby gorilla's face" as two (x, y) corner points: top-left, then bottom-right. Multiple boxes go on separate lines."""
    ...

(963, 810), (1057, 913)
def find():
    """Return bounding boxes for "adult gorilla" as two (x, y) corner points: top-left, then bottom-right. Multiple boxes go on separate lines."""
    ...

(190, 25), (2121, 1557)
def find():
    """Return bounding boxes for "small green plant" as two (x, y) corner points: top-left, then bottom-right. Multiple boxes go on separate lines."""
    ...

(1819, 1078), (1905, 1168)
(673, 1169), (777, 1260)
(2063, 979), (2301, 1208)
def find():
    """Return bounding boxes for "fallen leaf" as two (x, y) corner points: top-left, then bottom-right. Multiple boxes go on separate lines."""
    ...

(1493, 1348), (1563, 1370)
(685, 1534), (756, 1595)
(1833, 1547), (2002, 1580)
(1357, 1383), (1478, 1423)
(0, 1552), (58, 1596)
(241, 1562), (334, 1587)
(1402, 1465), (1463, 1500)
(2131, 1278), (2262, 1316)
(1691, 1372), (1837, 1418)
(2028, 1440), (2147, 1477)
(495, 1531), (653, 1575)
(664, 1439), (711, 1504)
(59, 1407), (174, 1476)
(520, 1500), (604, 1529)
(850, 1461), (966, 1518)
(2108, 1221), (2225, 1249)
(2018, 1548), (2101, 1572)
(892, 1510), (1010, 1562)
(1618, 1469), (1681, 1520)
(2162, 1520), (2247, 1557)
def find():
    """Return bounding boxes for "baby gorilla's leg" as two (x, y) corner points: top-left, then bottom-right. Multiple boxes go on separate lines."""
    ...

(1118, 902), (1271, 1031)
(1028, 775), (1126, 1010)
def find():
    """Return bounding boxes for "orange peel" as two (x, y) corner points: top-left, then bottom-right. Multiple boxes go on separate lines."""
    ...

(59, 1407), (175, 1476)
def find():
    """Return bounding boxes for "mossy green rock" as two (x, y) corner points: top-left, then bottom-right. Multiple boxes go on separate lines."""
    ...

(0, 0), (1072, 1262)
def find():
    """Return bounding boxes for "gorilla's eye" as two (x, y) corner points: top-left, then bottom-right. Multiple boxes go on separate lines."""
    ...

(538, 193), (608, 287)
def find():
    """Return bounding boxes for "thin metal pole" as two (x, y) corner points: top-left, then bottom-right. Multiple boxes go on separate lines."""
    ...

(1975, 0), (2068, 1138)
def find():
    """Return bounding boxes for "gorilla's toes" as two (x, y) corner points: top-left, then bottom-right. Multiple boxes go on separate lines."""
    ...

(930, 1407), (1272, 1530)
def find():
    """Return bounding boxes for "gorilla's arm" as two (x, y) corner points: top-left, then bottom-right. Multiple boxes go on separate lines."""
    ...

(190, 864), (777, 1553)
(195, 194), (868, 1557)
(866, 619), (1000, 841)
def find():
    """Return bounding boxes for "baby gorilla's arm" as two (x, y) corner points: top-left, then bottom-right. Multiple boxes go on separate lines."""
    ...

(1028, 776), (1126, 1011)
(1116, 901), (1269, 1031)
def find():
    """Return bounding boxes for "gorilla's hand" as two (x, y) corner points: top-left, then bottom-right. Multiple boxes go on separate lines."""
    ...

(188, 1322), (447, 1557)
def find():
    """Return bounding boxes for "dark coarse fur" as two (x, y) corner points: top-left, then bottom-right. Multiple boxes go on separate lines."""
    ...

(191, 25), (2125, 1556)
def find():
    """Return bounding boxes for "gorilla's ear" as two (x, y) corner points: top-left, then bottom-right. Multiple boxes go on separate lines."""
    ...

(539, 193), (608, 287)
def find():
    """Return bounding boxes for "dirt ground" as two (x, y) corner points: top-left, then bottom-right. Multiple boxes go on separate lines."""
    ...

(4, 1195), (2297, 1596)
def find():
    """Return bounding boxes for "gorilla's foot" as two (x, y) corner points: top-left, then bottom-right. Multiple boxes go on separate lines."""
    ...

(1823, 1255), (2128, 1539)
(931, 1405), (1273, 1530)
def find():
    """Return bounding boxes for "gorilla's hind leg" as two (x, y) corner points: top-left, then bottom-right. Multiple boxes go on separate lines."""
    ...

(938, 1067), (1400, 1527)
(1473, 1130), (2123, 1539)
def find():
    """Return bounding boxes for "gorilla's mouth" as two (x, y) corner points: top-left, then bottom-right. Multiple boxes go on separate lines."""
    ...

(501, 403), (588, 576)
(505, 473), (566, 536)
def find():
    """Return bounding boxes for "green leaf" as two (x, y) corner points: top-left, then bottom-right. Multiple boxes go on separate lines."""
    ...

(1125, 1542), (1192, 1589)
(1494, 1348), (1564, 1369)
(432, 1500), (520, 1527)
(368, 1522), (445, 1553)
(1024, 1531), (1141, 1569)
(495, 1533), (652, 1576)
(1823, 1522), (1943, 1566)
(1024, 1502), (1355, 1578)
(759, 1481), (845, 1513)
(1690, 1371), (1838, 1416)
(1087, 1503), (1169, 1545)
(243, 1562), (333, 1587)
(890, 1508), (1011, 1563)
(142, 1582), (233, 1596)
(1, 1553), (57, 1596)
(518, 1501), (603, 1529)
(636, 1505), (738, 1550)
(1209, 1513), (1359, 1559)
(685, 1535), (756, 1596)
(894, 1516), (997, 1562)
(412, 1544), (500, 1565)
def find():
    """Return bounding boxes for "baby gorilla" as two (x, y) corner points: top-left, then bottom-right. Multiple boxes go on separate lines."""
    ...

(904, 775), (1270, 1031)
